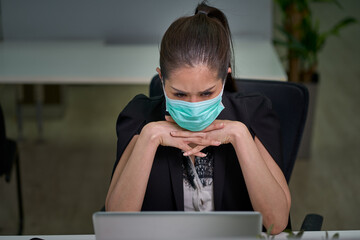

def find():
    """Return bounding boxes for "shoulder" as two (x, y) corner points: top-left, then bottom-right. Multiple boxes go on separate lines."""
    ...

(115, 93), (165, 136)
(117, 94), (165, 120)
(222, 91), (273, 123)
(121, 94), (163, 114)
(225, 91), (271, 108)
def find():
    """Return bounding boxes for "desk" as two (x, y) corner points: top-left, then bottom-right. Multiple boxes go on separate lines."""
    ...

(0, 38), (286, 139)
(0, 231), (359, 240)
(0, 236), (95, 240)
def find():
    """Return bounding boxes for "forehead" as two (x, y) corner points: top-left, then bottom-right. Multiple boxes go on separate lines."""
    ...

(166, 65), (221, 91)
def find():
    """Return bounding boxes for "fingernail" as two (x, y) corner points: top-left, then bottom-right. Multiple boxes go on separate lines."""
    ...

(183, 152), (189, 156)
(201, 153), (207, 157)
(214, 141), (221, 145)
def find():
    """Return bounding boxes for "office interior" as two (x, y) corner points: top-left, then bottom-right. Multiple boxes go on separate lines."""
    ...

(0, 0), (359, 235)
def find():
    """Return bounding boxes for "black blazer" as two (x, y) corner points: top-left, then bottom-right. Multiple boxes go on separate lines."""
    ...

(113, 91), (283, 211)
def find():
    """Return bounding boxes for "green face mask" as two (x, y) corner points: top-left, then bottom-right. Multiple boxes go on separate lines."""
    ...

(164, 84), (225, 131)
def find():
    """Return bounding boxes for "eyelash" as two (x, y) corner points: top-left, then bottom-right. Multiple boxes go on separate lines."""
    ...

(174, 93), (187, 98)
(201, 92), (212, 97)
(174, 92), (213, 98)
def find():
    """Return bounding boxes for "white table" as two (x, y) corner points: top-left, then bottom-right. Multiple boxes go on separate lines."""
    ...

(0, 38), (286, 139)
(0, 38), (286, 84)
(271, 230), (360, 239)
(0, 235), (95, 240)
(0, 231), (359, 240)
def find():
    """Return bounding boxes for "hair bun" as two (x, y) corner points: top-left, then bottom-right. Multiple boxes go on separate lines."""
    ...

(196, 9), (208, 15)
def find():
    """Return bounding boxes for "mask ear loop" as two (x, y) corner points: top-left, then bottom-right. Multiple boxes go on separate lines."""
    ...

(220, 78), (226, 96)
(218, 78), (226, 108)
(160, 78), (168, 97)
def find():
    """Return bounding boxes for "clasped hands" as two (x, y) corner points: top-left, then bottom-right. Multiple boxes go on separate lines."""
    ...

(146, 115), (242, 158)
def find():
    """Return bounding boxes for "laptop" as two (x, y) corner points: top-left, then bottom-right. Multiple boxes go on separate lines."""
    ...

(93, 211), (262, 240)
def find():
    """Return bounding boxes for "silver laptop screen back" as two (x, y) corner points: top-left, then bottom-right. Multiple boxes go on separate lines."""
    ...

(93, 211), (262, 240)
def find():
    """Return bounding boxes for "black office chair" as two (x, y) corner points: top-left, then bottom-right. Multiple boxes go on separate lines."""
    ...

(0, 104), (24, 235)
(149, 74), (323, 231)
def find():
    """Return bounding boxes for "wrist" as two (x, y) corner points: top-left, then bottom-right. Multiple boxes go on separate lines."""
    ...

(229, 122), (250, 145)
(140, 122), (162, 147)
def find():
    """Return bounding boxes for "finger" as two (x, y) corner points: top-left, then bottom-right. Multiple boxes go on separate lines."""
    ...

(183, 145), (207, 157)
(165, 115), (175, 123)
(171, 131), (221, 146)
(176, 142), (206, 158)
(193, 151), (207, 158)
(184, 137), (221, 147)
(176, 142), (193, 153)
(170, 131), (206, 138)
(202, 122), (225, 132)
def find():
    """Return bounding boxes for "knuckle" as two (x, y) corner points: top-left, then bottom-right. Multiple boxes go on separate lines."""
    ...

(198, 132), (206, 137)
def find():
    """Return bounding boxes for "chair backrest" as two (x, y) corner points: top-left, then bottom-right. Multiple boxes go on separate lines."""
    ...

(149, 75), (309, 182)
(0, 104), (8, 174)
(0, 105), (6, 142)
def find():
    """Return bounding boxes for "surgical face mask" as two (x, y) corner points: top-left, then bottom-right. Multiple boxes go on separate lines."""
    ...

(163, 82), (225, 131)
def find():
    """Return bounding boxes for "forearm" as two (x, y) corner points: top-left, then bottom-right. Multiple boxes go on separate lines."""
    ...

(106, 125), (159, 211)
(231, 123), (290, 234)
(105, 135), (138, 209)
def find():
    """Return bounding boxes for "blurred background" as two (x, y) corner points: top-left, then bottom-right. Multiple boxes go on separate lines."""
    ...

(0, 0), (359, 235)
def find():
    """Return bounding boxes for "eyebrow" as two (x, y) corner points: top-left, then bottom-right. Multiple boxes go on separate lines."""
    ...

(170, 85), (216, 94)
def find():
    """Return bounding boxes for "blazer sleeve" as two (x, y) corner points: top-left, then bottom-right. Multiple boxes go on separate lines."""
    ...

(246, 95), (284, 170)
(112, 94), (149, 176)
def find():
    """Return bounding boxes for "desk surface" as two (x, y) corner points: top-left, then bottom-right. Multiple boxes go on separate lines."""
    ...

(0, 38), (286, 85)
(1, 231), (359, 240)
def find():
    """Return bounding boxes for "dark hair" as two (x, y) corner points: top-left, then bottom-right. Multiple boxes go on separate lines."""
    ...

(159, 2), (237, 92)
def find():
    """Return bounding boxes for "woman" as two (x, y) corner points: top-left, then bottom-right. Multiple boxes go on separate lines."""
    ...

(106, 2), (290, 234)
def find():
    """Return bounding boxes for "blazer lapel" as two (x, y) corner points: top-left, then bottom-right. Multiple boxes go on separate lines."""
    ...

(167, 148), (184, 211)
(212, 92), (235, 210)
(213, 146), (227, 210)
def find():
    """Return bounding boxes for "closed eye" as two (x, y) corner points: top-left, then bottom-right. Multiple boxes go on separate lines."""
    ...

(174, 92), (187, 98)
(200, 91), (213, 97)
